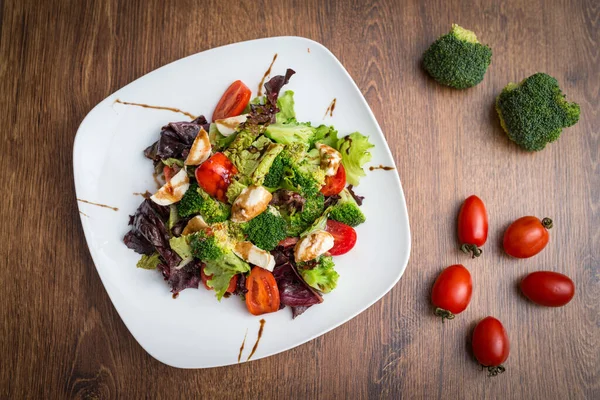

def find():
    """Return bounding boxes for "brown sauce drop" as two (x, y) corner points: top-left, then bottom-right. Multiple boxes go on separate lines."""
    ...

(237, 329), (248, 363)
(369, 165), (395, 171)
(323, 98), (337, 118)
(114, 99), (196, 120)
(246, 319), (266, 361)
(307, 47), (311, 53)
(172, 293), (179, 299)
(257, 54), (278, 96)
(133, 191), (152, 199)
(77, 198), (118, 211)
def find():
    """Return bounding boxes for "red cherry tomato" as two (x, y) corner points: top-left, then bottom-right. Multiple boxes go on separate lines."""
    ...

(325, 219), (357, 256)
(212, 80), (252, 121)
(431, 264), (472, 321)
(245, 267), (280, 316)
(472, 316), (510, 376)
(457, 195), (488, 258)
(195, 152), (238, 202)
(503, 216), (552, 258)
(163, 165), (176, 182)
(201, 265), (238, 294)
(320, 165), (346, 196)
(520, 271), (575, 307)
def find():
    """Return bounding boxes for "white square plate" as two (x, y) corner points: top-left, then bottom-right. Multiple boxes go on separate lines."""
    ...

(74, 36), (411, 368)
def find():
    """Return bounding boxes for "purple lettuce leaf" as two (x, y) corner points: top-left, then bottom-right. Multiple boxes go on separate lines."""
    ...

(123, 199), (181, 268)
(144, 116), (209, 161)
(157, 259), (202, 294)
(246, 69), (295, 126)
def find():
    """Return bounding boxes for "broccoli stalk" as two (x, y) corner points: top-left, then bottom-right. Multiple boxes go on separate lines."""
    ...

(422, 24), (492, 89)
(177, 184), (230, 223)
(496, 73), (580, 151)
(329, 188), (366, 227)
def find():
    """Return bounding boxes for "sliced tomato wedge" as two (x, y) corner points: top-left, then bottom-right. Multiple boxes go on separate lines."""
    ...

(212, 80), (252, 121)
(325, 219), (357, 256)
(320, 164), (346, 196)
(201, 265), (238, 294)
(163, 165), (176, 182)
(195, 152), (238, 202)
(245, 267), (280, 316)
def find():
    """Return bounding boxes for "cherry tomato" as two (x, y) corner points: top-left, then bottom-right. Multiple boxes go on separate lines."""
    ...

(195, 152), (238, 202)
(325, 219), (357, 256)
(163, 165), (176, 182)
(457, 195), (488, 258)
(245, 267), (280, 316)
(520, 271), (575, 307)
(431, 264), (472, 321)
(201, 265), (238, 294)
(212, 80), (252, 121)
(472, 316), (510, 376)
(503, 216), (553, 258)
(320, 164), (346, 196)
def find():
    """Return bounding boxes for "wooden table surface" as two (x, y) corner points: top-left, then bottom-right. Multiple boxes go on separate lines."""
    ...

(1, 0), (598, 398)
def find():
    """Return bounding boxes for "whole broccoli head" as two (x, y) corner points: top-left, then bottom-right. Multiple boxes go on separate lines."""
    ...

(177, 184), (230, 223)
(243, 207), (287, 251)
(496, 73), (580, 151)
(329, 188), (366, 227)
(297, 255), (339, 293)
(422, 24), (492, 89)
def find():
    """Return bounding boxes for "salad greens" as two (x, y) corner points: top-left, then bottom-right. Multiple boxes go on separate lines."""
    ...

(123, 69), (375, 318)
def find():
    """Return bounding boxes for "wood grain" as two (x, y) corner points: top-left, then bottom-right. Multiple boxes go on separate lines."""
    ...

(1, 0), (598, 398)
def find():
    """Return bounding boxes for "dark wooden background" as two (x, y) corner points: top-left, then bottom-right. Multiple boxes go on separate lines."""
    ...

(1, 0), (598, 398)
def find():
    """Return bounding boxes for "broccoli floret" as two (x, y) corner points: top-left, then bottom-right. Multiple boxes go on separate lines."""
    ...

(177, 184), (230, 223)
(297, 255), (339, 293)
(263, 152), (286, 188)
(251, 143), (285, 186)
(243, 207), (287, 251)
(422, 24), (492, 89)
(496, 73), (580, 151)
(189, 224), (250, 300)
(329, 188), (366, 227)
(282, 192), (325, 237)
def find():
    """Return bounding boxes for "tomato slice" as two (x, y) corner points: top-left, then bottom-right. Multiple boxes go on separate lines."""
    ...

(245, 267), (280, 315)
(163, 165), (176, 182)
(201, 265), (238, 294)
(195, 152), (238, 202)
(320, 164), (346, 196)
(212, 80), (252, 121)
(325, 219), (357, 256)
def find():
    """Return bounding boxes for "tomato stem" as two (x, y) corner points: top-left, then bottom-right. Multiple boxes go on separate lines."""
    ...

(486, 365), (506, 377)
(434, 307), (455, 323)
(460, 244), (483, 258)
(541, 217), (553, 229)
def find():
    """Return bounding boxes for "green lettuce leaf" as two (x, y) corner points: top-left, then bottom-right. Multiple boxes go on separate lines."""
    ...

(169, 235), (192, 259)
(136, 253), (161, 270)
(336, 132), (374, 186)
(204, 253), (250, 300)
(276, 90), (296, 123)
(298, 256), (339, 293)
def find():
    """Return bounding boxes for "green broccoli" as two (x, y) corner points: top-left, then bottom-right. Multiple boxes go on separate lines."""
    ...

(329, 188), (366, 227)
(189, 224), (250, 300)
(177, 184), (230, 223)
(243, 207), (287, 251)
(281, 192), (325, 237)
(251, 143), (285, 186)
(297, 255), (339, 293)
(263, 152), (286, 188)
(264, 144), (324, 192)
(422, 24), (492, 89)
(495, 73), (580, 151)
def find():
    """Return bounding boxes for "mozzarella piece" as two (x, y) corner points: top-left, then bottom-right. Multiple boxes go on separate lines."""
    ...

(181, 215), (209, 235)
(231, 185), (272, 223)
(316, 143), (342, 176)
(184, 127), (211, 166)
(234, 241), (276, 271)
(150, 168), (189, 206)
(215, 114), (248, 136)
(294, 230), (335, 262)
